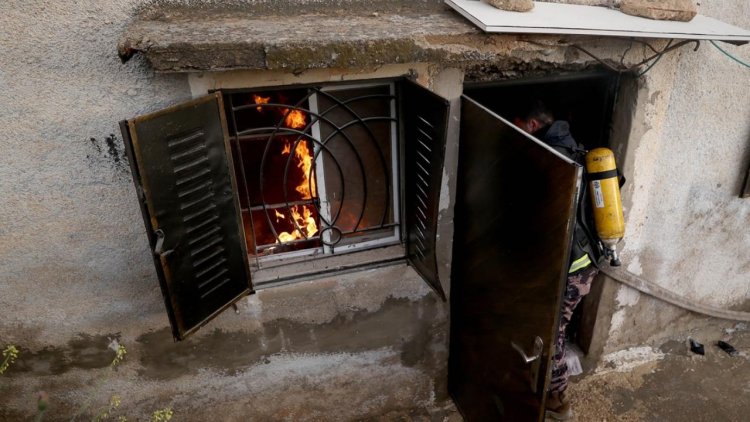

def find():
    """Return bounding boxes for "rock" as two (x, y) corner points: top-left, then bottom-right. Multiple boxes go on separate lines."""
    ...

(620, 0), (697, 22)
(486, 0), (535, 12)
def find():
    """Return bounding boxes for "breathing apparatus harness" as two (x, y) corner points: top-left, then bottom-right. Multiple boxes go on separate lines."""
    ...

(542, 121), (625, 270)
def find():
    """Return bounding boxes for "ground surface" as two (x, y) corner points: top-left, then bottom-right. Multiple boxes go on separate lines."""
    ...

(384, 321), (750, 422)
(567, 322), (750, 422)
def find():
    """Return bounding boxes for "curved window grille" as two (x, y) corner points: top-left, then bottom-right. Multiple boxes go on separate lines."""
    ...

(225, 83), (400, 262)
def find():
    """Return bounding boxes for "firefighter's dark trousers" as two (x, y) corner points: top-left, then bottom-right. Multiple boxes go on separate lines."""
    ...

(549, 265), (599, 394)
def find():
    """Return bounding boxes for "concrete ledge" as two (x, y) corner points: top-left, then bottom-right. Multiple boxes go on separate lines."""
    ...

(118, 7), (484, 72)
(117, 3), (657, 74)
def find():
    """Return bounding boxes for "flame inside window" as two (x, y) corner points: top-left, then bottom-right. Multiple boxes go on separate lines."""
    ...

(230, 89), (321, 255)
(253, 95), (270, 112)
(277, 137), (318, 243)
(228, 84), (396, 259)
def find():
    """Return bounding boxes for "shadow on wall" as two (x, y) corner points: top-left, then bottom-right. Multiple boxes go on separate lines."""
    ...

(738, 133), (750, 198)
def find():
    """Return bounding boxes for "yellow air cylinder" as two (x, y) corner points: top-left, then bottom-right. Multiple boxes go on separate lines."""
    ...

(585, 148), (625, 249)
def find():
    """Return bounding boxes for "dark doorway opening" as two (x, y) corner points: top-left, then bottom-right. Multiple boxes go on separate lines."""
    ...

(464, 71), (620, 151)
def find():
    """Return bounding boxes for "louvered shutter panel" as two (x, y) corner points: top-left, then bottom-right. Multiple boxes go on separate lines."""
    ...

(120, 93), (252, 341)
(401, 80), (450, 300)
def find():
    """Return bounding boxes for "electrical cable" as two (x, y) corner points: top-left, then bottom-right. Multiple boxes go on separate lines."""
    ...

(619, 39), (634, 68)
(568, 39), (700, 74)
(627, 39), (663, 55)
(600, 263), (750, 322)
(710, 40), (750, 69)
(637, 39), (673, 77)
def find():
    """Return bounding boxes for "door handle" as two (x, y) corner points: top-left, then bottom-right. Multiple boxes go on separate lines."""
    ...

(511, 336), (544, 394)
(511, 336), (543, 363)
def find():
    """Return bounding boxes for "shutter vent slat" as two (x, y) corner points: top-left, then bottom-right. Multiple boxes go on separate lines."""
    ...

(184, 204), (217, 222)
(178, 180), (213, 198)
(170, 144), (207, 161)
(168, 130), (204, 148)
(195, 256), (228, 278)
(180, 192), (215, 210)
(193, 249), (226, 268)
(186, 214), (220, 233)
(199, 268), (230, 288)
(189, 226), (222, 245)
(201, 278), (232, 299)
(173, 156), (210, 174)
(177, 168), (211, 186)
(191, 237), (224, 257)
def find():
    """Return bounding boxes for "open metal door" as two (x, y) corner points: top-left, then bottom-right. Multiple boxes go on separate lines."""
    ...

(120, 93), (252, 341)
(449, 96), (582, 421)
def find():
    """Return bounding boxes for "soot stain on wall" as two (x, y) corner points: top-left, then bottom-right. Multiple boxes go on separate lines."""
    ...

(136, 295), (445, 381)
(87, 134), (128, 171)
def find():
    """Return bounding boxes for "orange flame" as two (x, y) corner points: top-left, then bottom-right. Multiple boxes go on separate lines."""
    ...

(274, 209), (285, 222)
(279, 139), (316, 199)
(293, 140), (316, 199)
(277, 205), (319, 243)
(271, 107), (319, 245)
(284, 109), (306, 129)
(253, 95), (270, 112)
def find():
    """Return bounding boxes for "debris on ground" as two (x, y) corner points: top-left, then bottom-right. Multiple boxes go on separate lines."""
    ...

(566, 342), (584, 376)
(688, 338), (704, 355)
(568, 323), (749, 421)
(717, 340), (739, 357)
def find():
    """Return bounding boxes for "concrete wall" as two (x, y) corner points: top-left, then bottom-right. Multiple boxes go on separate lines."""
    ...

(1, 0), (749, 419)
(601, 1), (750, 354)
(0, 1), (454, 420)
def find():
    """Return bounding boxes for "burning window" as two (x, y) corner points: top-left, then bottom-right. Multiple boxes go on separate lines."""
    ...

(120, 79), (449, 340)
(224, 83), (399, 262)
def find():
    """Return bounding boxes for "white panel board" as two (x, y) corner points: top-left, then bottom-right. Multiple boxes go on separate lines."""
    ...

(445, 0), (750, 43)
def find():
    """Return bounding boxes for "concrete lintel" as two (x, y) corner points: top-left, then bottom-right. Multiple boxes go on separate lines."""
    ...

(117, 5), (647, 73)
(118, 7), (475, 71)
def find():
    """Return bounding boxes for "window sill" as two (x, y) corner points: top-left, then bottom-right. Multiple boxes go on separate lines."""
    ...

(251, 244), (406, 288)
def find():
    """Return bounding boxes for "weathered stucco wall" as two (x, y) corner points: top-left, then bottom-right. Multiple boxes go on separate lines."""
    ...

(1, 0), (749, 419)
(603, 1), (750, 353)
(0, 1), (452, 420)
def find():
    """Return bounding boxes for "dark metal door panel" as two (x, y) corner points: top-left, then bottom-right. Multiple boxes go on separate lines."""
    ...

(449, 96), (581, 421)
(401, 80), (450, 300)
(121, 93), (252, 340)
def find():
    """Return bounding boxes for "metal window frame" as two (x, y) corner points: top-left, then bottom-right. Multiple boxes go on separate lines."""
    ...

(223, 80), (402, 267)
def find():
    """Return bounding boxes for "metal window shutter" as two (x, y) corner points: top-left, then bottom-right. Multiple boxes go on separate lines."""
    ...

(120, 93), (252, 341)
(401, 80), (450, 301)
